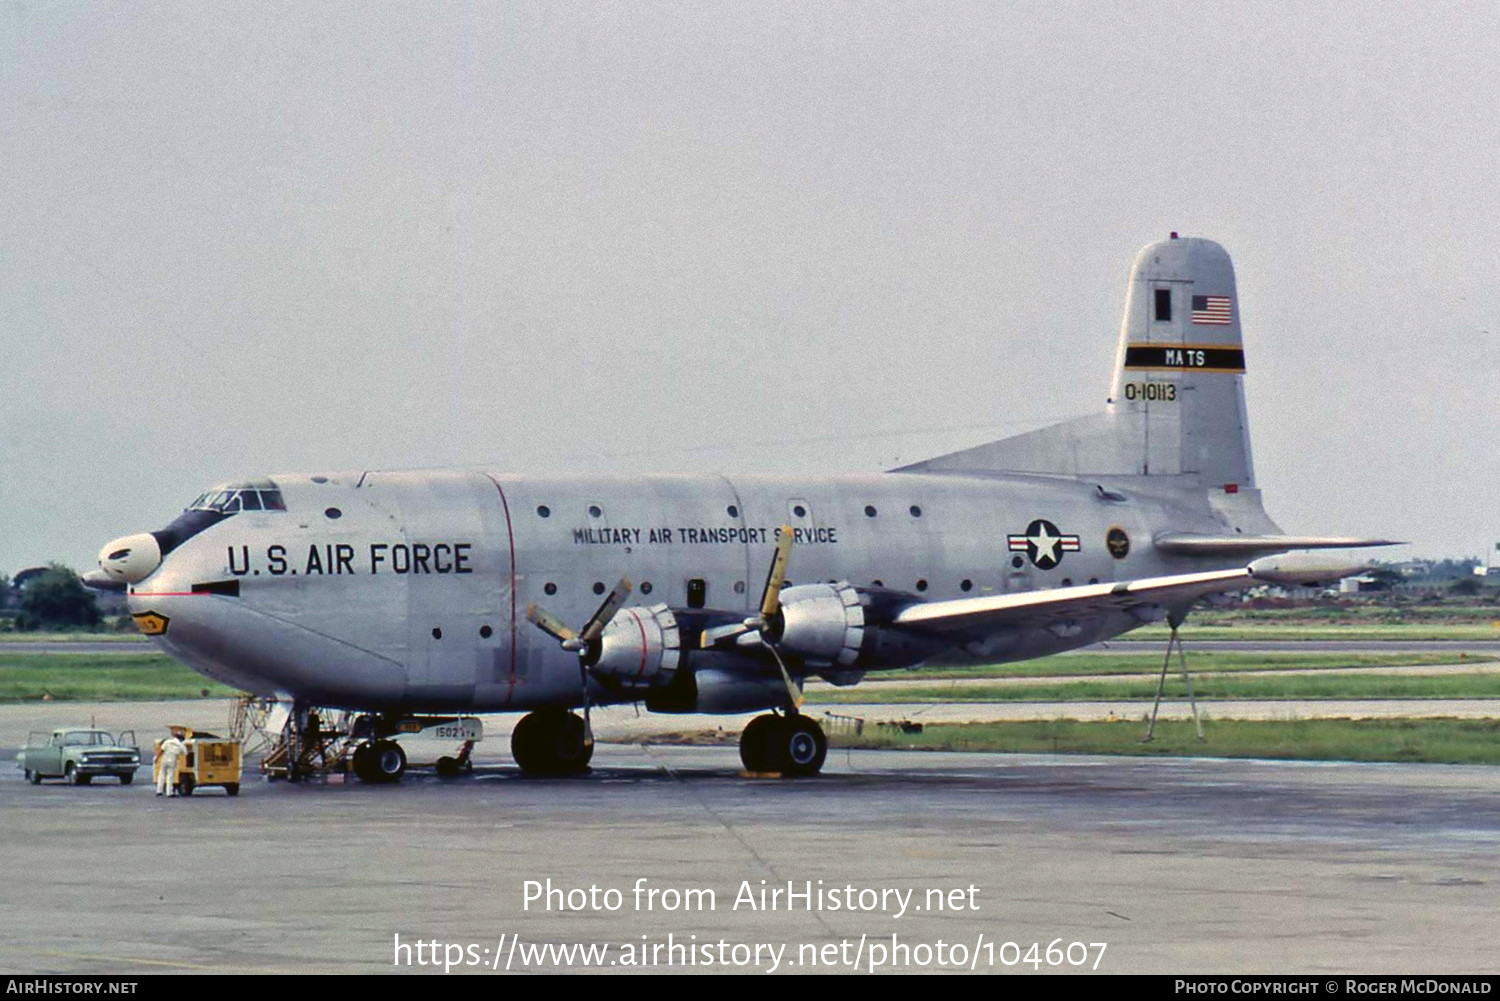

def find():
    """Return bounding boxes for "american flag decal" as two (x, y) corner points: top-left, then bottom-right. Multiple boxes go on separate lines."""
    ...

(1192, 295), (1232, 325)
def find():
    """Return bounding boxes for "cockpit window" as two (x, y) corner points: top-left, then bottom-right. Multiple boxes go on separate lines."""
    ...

(187, 483), (286, 515)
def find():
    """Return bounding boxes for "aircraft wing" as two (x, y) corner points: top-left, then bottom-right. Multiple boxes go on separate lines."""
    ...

(890, 553), (1369, 637)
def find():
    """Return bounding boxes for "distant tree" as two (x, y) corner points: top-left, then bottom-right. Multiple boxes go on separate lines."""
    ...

(15, 565), (100, 630)
(1448, 575), (1483, 597)
(0, 573), (11, 610)
(1364, 568), (1404, 592)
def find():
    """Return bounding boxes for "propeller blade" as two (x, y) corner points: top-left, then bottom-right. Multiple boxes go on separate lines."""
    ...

(579, 577), (632, 643)
(700, 622), (747, 648)
(526, 603), (579, 645)
(758, 525), (794, 621)
(763, 641), (804, 710)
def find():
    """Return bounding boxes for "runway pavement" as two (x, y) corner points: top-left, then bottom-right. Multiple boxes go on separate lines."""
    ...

(2, 700), (1499, 975)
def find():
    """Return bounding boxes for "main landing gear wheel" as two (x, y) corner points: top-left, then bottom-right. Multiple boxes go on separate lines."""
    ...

(353, 739), (408, 784)
(511, 710), (593, 775)
(739, 714), (828, 777)
(738, 714), (785, 772)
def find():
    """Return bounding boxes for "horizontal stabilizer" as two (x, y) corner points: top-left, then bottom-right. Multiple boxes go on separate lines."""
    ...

(1153, 533), (1403, 556)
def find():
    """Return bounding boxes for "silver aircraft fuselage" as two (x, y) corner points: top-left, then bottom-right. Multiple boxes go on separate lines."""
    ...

(127, 468), (1224, 712)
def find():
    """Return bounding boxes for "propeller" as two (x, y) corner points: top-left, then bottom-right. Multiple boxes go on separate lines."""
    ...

(526, 576), (633, 727)
(700, 526), (802, 709)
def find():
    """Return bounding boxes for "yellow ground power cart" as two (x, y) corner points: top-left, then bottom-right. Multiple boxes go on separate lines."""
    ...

(154, 727), (242, 797)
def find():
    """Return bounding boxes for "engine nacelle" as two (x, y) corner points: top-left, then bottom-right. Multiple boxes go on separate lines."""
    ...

(592, 604), (681, 685)
(771, 582), (866, 667)
(687, 668), (789, 714)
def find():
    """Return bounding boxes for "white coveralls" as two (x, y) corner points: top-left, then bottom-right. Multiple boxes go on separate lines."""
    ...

(156, 735), (187, 796)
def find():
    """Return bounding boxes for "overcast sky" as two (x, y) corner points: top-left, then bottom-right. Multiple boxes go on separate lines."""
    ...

(3, 1), (1497, 574)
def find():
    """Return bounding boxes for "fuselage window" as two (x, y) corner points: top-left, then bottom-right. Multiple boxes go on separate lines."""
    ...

(915, 579), (928, 591)
(588, 504), (602, 518)
(792, 505), (806, 518)
(909, 505), (922, 518)
(537, 505), (551, 518)
(865, 505), (877, 517)
(641, 581), (653, 595)
(727, 505), (739, 518)
(1154, 287), (1172, 322)
(960, 579), (973, 592)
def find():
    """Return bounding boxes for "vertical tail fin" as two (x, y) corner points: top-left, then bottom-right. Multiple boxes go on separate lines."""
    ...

(899, 234), (1254, 489)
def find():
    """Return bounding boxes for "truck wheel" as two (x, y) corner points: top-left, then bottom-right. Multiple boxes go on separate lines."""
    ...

(66, 764), (90, 786)
(26, 769), (40, 785)
(179, 775), (195, 796)
(224, 783), (240, 797)
(119, 773), (134, 785)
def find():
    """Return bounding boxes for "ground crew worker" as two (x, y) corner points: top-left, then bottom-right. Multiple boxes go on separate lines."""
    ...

(156, 730), (188, 797)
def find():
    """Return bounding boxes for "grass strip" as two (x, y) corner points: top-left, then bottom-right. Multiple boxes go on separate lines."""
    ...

(0, 653), (237, 702)
(912, 651), (1490, 680)
(807, 671), (1500, 704)
(830, 717), (1500, 765)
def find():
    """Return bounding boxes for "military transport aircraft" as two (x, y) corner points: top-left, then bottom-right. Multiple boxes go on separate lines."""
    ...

(89, 235), (1393, 781)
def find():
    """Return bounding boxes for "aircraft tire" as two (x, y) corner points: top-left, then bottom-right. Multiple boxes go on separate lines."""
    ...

(371, 740), (407, 783)
(738, 714), (786, 772)
(351, 743), (374, 782)
(770, 715), (827, 777)
(511, 711), (592, 775)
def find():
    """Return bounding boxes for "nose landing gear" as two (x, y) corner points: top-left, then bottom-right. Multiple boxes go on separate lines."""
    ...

(351, 739), (408, 784)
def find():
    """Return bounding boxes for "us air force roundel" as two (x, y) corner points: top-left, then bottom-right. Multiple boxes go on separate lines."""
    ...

(1007, 519), (1081, 570)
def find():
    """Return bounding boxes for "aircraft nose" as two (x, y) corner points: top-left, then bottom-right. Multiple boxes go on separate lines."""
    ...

(98, 532), (163, 584)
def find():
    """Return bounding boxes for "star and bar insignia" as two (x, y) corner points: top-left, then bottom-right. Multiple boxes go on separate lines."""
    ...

(1007, 519), (1081, 570)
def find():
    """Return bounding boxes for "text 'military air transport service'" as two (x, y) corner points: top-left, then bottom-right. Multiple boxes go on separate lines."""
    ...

(91, 235), (1395, 781)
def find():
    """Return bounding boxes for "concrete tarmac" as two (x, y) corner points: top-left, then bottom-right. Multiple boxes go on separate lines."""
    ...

(2, 700), (1499, 975)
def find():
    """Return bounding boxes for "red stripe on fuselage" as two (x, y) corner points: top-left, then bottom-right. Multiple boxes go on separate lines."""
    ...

(483, 474), (519, 706)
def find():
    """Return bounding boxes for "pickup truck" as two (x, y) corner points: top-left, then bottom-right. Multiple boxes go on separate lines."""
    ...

(17, 728), (141, 785)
